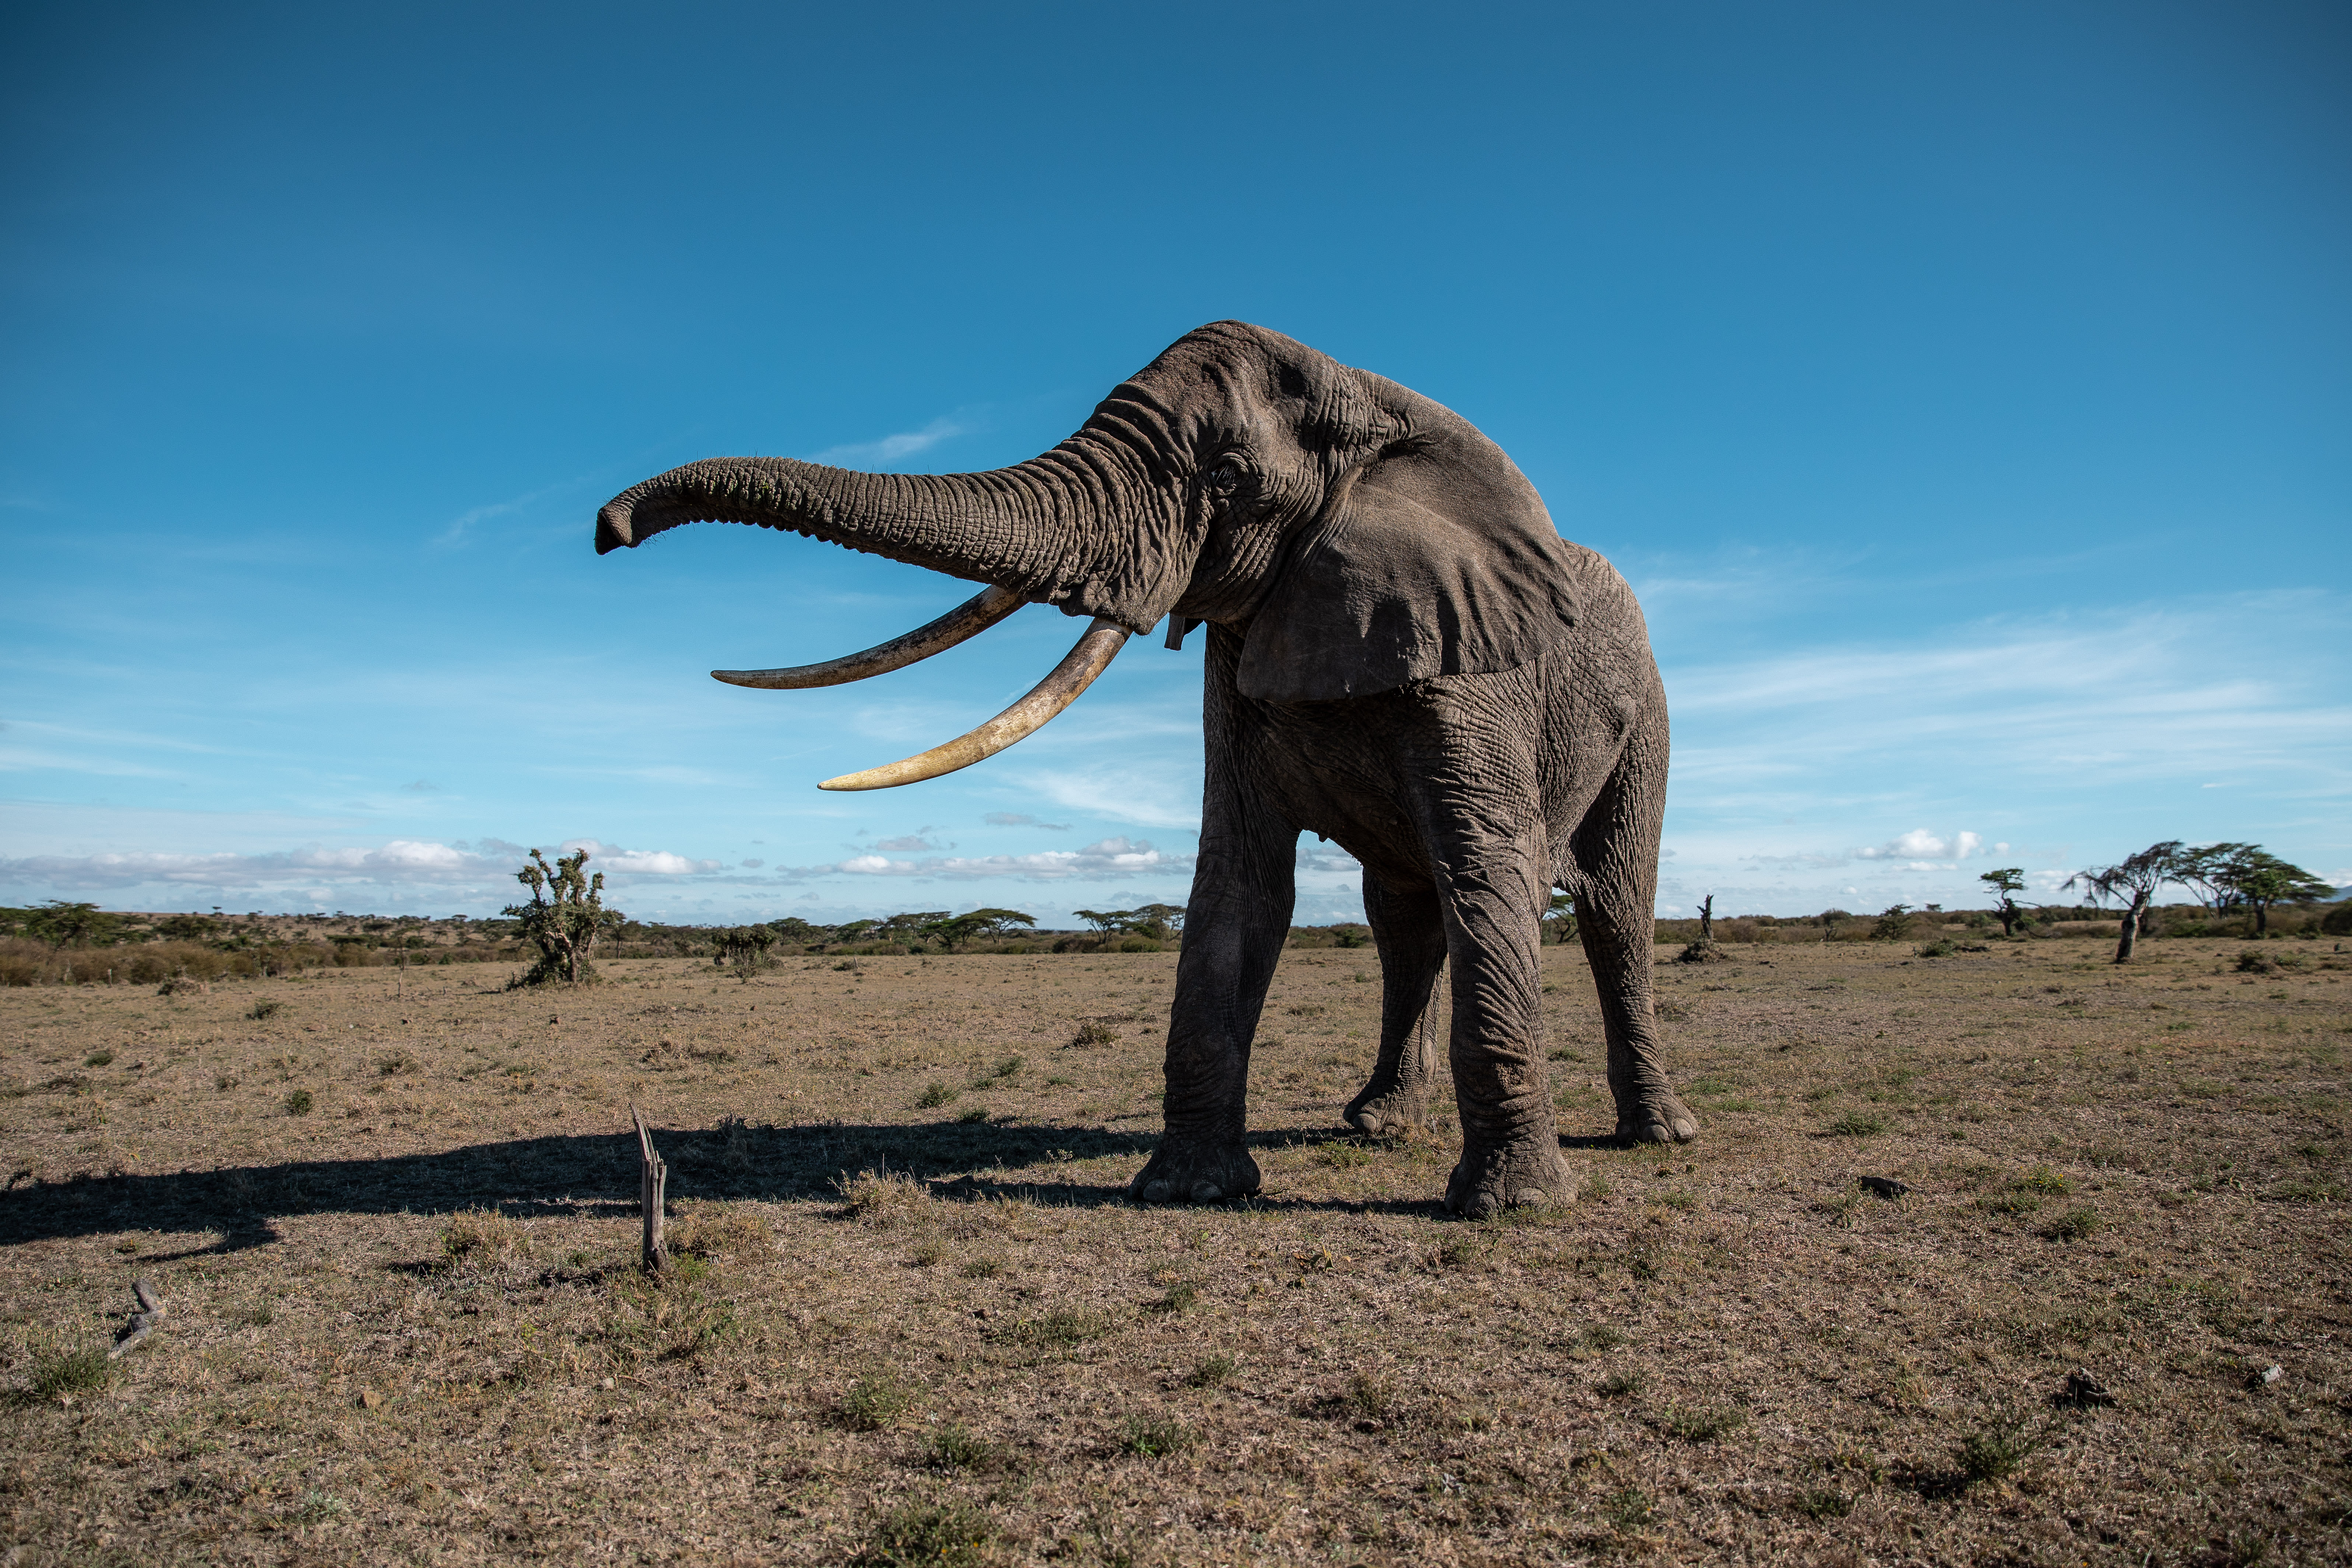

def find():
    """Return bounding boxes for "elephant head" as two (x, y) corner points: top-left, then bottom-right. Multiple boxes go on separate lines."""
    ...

(595, 321), (1581, 786)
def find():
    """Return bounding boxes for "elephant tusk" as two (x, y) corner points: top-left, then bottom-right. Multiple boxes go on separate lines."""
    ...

(819, 617), (1130, 791)
(711, 584), (1026, 689)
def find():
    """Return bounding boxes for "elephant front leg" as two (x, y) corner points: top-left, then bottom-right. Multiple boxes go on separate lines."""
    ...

(1127, 804), (1296, 1204)
(1344, 871), (1445, 1136)
(1425, 825), (1574, 1216)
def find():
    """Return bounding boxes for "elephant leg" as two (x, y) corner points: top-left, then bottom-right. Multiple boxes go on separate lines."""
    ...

(1401, 677), (1574, 1217)
(1128, 629), (1294, 1204)
(1345, 871), (1445, 1136)
(1571, 707), (1697, 1145)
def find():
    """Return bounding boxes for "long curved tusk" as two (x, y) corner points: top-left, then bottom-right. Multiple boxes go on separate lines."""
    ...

(711, 584), (1025, 689)
(819, 617), (1130, 791)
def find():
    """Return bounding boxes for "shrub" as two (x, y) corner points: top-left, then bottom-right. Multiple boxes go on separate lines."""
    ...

(282, 1089), (314, 1116)
(2236, 949), (2278, 974)
(837, 1169), (930, 1227)
(1956, 1421), (2040, 1484)
(1662, 1404), (1747, 1442)
(855, 1501), (992, 1568)
(1186, 1352), (1238, 1387)
(440, 1207), (520, 1264)
(246, 999), (283, 1021)
(1916, 938), (1958, 958)
(2044, 1206), (2101, 1241)
(505, 847), (621, 987)
(1830, 1110), (1886, 1137)
(925, 1424), (999, 1470)
(1119, 1411), (1193, 1457)
(23, 1346), (112, 1402)
(839, 1372), (913, 1431)
(1069, 1019), (1119, 1048)
(916, 1081), (958, 1109)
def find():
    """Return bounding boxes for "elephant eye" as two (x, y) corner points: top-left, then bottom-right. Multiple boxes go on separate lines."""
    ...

(1204, 459), (1244, 494)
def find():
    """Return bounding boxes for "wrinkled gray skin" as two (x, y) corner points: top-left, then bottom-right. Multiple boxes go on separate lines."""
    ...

(596, 322), (1696, 1217)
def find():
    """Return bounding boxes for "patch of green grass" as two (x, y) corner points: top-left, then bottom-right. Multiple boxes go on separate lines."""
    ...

(245, 999), (282, 1021)
(282, 1088), (314, 1116)
(1686, 1075), (1736, 1095)
(1830, 1110), (1886, 1137)
(1956, 1421), (2040, 1485)
(1118, 1412), (1193, 1457)
(1582, 1324), (1628, 1351)
(854, 1500), (993, 1568)
(1661, 1404), (1746, 1442)
(2016, 1164), (2072, 1194)
(1148, 1280), (1199, 1314)
(924, 1423), (1000, 1471)
(954, 1106), (989, 1125)
(915, 1081), (959, 1109)
(1186, 1352), (1238, 1388)
(22, 1346), (112, 1402)
(83, 1050), (113, 1067)
(959, 1258), (1001, 1280)
(996, 1308), (1114, 1348)
(1604, 1486), (1652, 1532)
(1793, 1488), (1852, 1519)
(1597, 1369), (1646, 1399)
(1343, 1368), (1400, 1421)
(2044, 1205), (2101, 1241)
(1660, 1189), (1697, 1211)
(839, 1372), (914, 1431)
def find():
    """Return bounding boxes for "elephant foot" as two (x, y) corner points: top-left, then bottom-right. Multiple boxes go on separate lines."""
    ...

(1343, 1084), (1430, 1138)
(1127, 1139), (1261, 1205)
(1444, 1137), (1573, 1219)
(1615, 1088), (1701, 1146)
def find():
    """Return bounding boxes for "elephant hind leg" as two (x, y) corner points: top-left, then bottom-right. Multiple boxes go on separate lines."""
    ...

(1569, 707), (1697, 1146)
(1345, 872), (1445, 1136)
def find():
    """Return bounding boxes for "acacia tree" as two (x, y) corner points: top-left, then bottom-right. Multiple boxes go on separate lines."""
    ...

(1978, 868), (2026, 938)
(2173, 843), (2255, 914)
(2064, 840), (2183, 964)
(922, 908), (1037, 951)
(1544, 891), (1578, 945)
(505, 848), (621, 986)
(2231, 852), (2335, 934)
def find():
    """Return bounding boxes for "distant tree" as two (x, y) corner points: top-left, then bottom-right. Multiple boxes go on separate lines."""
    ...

(1978, 868), (2026, 938)
(766, 916), (823, 947)
(2172, 843), (2257, 914)
(1818, 909), (1852, 941)
(879, 911), (949, 948)
(25, 901), (121, 952)
(2064, 840), (2184, 965)
(1698, 895), (1715, 942)
(830, 919), (879, 947)
(1872, 903), (1914, 941)
(714, 925), (778, 975)
(922, 908), (1037, 951)
(1124, 903), (1186, 939)
(2229, 852), (2335, 935)
(1074, 909), (1127, 937)
(1544, 891), (1578, 945)
(504, 848), (621, 986)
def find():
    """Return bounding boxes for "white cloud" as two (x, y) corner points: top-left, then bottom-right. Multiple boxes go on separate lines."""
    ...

(984, 812), (1070, 830)
(1854, 828), (1986, 864)
(805, 417), (967, 469)
(0, 836), (723, 900)
(783, 835), (1189, 884)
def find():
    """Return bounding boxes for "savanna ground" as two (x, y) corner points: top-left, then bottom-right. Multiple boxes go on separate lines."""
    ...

(2, 934), (2348, 1565)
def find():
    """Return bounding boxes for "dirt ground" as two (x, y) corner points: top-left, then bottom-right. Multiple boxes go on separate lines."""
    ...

(2, 936), (2347, 1565)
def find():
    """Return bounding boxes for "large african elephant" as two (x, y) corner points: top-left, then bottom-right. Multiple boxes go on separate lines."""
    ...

(594, 321), (1695, 1217)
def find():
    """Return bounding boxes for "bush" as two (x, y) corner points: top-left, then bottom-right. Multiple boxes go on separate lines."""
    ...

(282, 1089), (314, 1116)
(838, 1372), (914, 1431)
(1119, 1411), (1194, 1457)
(1956, 1421), (2040, 1485)
(855, 1501), (993, 1568)
(1830, 1111), (1887, 1137)
(22, 1346), (113, 1403)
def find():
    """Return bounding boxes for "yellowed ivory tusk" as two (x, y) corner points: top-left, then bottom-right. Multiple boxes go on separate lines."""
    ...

(711, 584), (1025, 689)
(819, 618), (1130, 791)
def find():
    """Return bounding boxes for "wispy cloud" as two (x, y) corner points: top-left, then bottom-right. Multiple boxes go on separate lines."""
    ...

(984, 812), (1070, 831)
(805, 417), (968, 469)
(779, 835), (1187, 884)
(0, 836), (722, 899)
(433, 472), (598, 547)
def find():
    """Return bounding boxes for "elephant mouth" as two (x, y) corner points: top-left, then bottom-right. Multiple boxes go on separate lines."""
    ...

(710, 585), (1131, 791)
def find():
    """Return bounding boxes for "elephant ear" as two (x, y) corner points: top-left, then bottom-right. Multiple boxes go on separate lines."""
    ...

(1237, 419), (1578, 703)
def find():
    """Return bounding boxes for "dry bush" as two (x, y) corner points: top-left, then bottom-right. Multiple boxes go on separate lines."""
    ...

(669, 1201), (771, 1260)
(836, 1168), (931, 1228)
(439, 1207), (522, 1267)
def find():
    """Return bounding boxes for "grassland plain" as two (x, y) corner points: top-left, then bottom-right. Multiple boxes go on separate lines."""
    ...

(1, 938), (2348, 1565)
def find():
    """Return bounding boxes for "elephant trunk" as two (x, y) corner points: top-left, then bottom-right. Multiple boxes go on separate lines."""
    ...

(597, 394), (1194, 790)
(595, 417), (1183, 634)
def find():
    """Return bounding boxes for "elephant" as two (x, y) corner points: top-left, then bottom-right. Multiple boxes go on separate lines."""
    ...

(594, 321), (1696, 1217)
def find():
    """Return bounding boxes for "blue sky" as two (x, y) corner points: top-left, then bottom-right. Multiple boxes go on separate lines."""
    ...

(3, 1), (2346, 927)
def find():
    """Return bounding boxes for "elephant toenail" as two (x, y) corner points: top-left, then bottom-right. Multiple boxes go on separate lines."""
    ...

(1190, 1181), (1223, 1202)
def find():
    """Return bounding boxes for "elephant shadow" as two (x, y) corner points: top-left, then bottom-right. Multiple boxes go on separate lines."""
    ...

(0, 1117), (1441, 1257)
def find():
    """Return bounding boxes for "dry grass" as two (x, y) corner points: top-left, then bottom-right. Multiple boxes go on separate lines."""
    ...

(2, 939), (2349, 1563)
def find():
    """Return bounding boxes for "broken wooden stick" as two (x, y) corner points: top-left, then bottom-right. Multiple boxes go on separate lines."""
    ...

(631, 1104), (667, 1273)
(109, 1278), (165, 1360)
